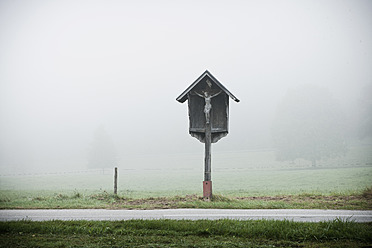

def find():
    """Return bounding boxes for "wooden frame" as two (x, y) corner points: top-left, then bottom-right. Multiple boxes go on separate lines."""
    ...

(176, 70), (239, 198)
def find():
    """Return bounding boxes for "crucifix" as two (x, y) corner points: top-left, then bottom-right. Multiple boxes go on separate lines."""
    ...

(192, 82), (221, 184)
(193, 90), (222, 124)
(176, 70), (239, 199)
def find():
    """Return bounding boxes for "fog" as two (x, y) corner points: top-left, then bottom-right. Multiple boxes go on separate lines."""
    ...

(1, 0), (371, 174)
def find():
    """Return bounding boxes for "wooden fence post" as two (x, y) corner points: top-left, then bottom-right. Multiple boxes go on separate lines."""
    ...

(114, 167), (118, 195)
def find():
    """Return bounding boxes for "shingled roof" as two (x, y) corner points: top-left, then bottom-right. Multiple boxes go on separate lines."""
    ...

(176, 70), (240, 103)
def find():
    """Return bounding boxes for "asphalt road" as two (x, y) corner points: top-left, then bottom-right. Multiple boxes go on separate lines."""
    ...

(1, 209), (372, 222)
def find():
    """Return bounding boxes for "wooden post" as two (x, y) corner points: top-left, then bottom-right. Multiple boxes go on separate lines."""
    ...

(114, 167), (118, 195)
(203, 122), (212, 199)
(204, 122), (212, 181)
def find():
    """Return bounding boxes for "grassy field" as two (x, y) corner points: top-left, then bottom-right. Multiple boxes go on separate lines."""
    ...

(1, 149), (371, 247)
(1, 166), (372, 196)
(1, 219), (372, 248)
(1, 190), (371, 210)
(1, 166), (371, 209)
(1, 146), (371, 209)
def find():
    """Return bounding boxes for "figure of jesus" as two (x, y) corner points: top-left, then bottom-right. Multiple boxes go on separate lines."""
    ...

(194, 90), (222, 124)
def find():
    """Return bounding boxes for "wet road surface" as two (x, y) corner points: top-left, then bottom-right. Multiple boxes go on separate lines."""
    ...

(1, 209), (372, 222)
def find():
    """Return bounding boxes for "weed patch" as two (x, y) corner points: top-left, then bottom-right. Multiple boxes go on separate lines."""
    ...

(1, 190), (371, 210)
(362, 187), (372, 199)
(90, 191), (121, 202)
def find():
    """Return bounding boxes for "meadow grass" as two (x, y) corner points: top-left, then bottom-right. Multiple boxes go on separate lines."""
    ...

(1, 188), (371, 210)
(2, 146), (372, 195)
(1, 219), (371, 248)
(1, 166), (371, 196)
(1, 165), (371, 209)
(1, 149), (371, 247)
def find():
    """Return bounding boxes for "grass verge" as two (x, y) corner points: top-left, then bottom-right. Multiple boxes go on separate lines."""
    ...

(1, 188), (372, 210)
(1, 219), (371, 248)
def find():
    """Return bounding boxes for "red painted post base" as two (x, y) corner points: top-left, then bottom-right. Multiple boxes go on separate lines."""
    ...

(203, 181), (212, 199)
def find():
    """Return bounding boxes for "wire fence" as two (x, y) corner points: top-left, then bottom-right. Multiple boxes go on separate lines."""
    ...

(0, 168), (115, 177)
(1, 161), (371, 178)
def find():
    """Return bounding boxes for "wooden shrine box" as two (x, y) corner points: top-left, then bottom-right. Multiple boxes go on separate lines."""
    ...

(176, 70), (239, 143)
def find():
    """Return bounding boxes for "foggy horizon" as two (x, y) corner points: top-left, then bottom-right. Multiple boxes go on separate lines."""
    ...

(1, 0), (371, 174)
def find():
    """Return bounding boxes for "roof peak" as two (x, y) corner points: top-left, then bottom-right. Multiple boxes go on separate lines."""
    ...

(176, 70), (240, 103)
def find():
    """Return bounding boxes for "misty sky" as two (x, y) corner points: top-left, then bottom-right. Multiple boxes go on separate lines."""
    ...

(1, 0), (371, 173)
